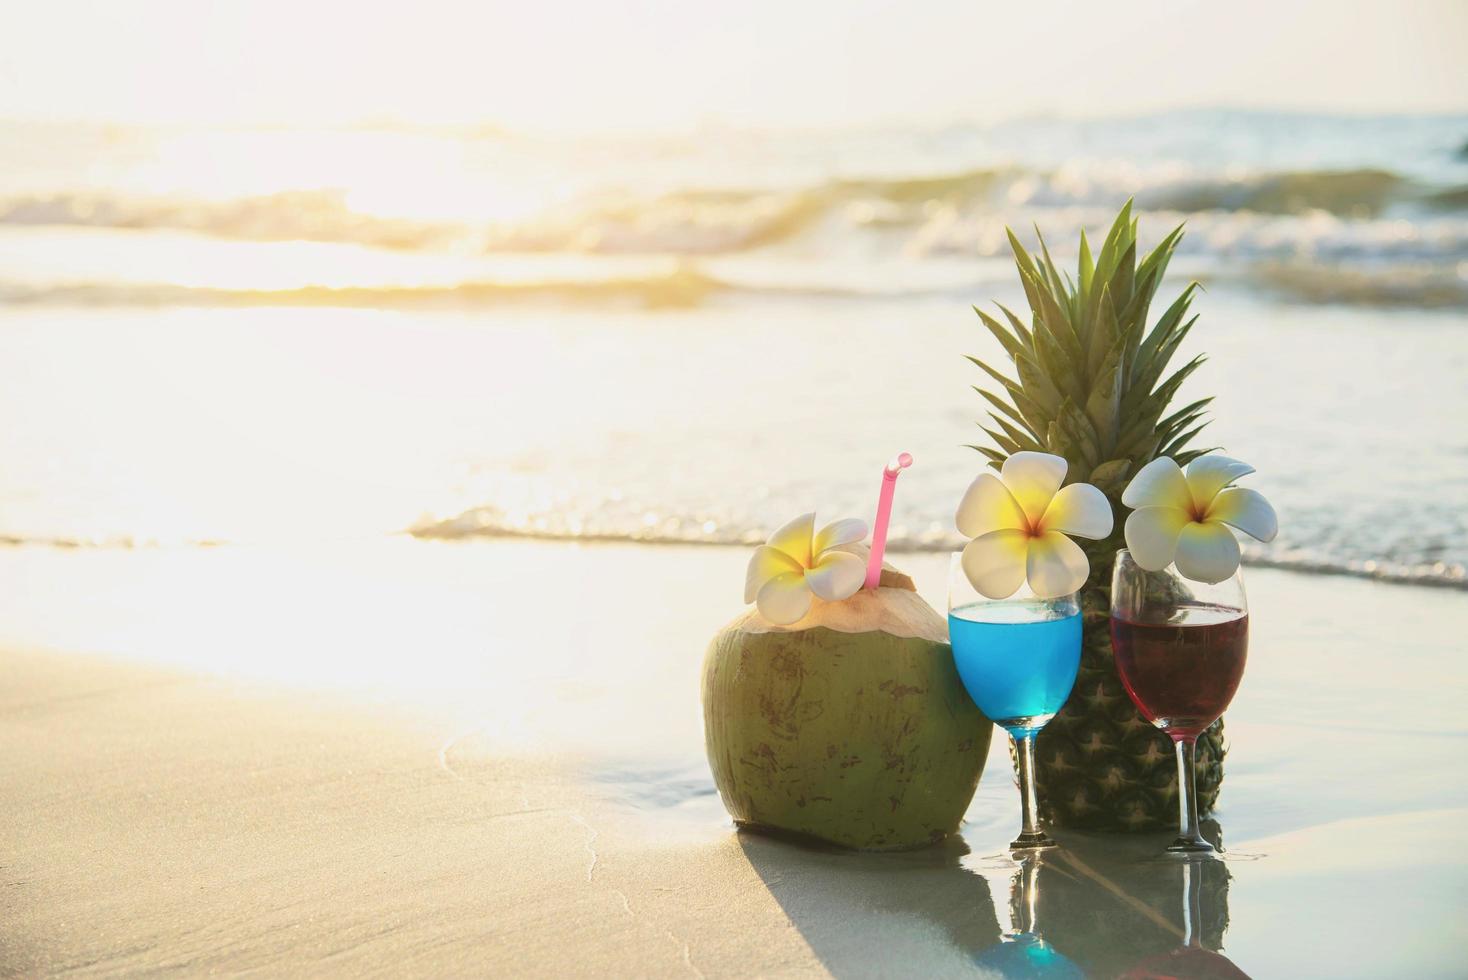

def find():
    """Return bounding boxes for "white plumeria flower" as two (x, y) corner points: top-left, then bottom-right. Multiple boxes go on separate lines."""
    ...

(745, 513), (869, 625)
(955, 451), (1114, 600)
(1122, 455), (1278, 584)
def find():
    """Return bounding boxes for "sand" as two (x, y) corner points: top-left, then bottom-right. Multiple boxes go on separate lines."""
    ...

(2, 539), (1466, 976)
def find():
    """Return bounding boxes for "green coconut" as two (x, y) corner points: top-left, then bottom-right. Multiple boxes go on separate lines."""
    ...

(702, 566), (992, 850)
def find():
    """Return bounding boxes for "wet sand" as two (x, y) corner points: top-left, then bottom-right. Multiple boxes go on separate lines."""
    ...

(2, 539), (1465, 976)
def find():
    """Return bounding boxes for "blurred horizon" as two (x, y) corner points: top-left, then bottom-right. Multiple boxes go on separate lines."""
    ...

(1, 1), (1464, 132)
(4, 103), (1468, 135)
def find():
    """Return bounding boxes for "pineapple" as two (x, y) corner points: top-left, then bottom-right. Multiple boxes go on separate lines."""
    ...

(966, 201), (1224, 831)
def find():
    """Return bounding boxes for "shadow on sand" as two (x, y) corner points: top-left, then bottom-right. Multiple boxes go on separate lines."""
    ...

(736, 828), (1001, 974)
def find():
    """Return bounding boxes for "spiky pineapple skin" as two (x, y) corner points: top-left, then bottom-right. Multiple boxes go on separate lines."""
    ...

(1030, 552), (1225, 831)
(972, 203), (1228, 831)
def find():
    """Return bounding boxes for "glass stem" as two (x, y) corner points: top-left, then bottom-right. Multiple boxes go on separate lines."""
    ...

(1016, 732), (1041, 837)
(1172, 735), (1207, 849)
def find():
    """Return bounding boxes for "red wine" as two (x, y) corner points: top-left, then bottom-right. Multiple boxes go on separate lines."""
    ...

(1111, 605), (1248, 739)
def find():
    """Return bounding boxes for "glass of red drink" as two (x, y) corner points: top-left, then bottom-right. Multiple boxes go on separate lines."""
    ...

(1109, 549), (1248, 854)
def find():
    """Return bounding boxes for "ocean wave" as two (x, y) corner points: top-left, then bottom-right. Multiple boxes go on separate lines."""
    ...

(1249, 260), (1468, 308)
(2, 507), (1460, 591)
(5, 166), (1464, 258)
(0, 266), (731, 310)
(7, 250), (1463, 312)
(0, 190), (453, 249)
(907, 203), (1468, 268)
(410, 509), (1468, 591)
(481, 188), (838, 255)
(5, 164), (1465, 312)
(0, 533), (226, 549)
(484, 169), (1468, 258)
(1118, 169), (1441, 218)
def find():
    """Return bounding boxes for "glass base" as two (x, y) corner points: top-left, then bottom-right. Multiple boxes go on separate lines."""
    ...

(996, 713), (1056, 735)
(1010, 830), (1058, 850)
(1166, 835), (1216, 854)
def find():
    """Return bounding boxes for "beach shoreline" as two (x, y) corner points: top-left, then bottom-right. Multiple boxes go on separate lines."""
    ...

(3, 538), (1465, 975)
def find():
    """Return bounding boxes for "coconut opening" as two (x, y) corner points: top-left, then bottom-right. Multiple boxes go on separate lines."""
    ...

(729, 564), (947, 643)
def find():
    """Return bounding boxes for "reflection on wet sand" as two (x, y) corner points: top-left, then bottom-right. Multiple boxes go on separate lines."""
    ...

(972, 853), (1084, 977)
(976, 822), (1251, 978)
(1115, 856), (1250, 979)
(737, 817), (1253, 977)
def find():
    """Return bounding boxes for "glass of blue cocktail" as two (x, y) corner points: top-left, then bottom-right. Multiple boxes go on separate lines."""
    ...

(948, 553), (1081, 850)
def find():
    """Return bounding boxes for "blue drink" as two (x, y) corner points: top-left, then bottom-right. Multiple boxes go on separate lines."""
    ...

(949, 599), (1081, 734)
(947, 549), (1085, 851)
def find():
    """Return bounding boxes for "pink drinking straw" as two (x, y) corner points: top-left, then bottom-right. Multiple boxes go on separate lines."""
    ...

(864, 451), (913, 589)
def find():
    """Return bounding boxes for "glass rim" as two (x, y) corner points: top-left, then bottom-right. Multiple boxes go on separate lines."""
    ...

(1110, 547), (1247, 583)
(1109, 547), (1249, 611)
(948, 551), (1081, 606)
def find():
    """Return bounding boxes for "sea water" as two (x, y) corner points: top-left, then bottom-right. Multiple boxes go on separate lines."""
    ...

(948, 601), (1082, 733)
(0, 111), (1464, 590)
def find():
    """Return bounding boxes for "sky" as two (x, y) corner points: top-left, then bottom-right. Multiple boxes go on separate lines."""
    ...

(0, 0), (1464, 131)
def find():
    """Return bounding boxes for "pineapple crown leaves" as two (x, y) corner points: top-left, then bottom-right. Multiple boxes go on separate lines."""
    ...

(965, 201), (1217, 493)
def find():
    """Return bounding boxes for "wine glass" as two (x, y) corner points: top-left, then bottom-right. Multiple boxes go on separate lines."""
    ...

(1110, 550), (1248, 854)
(948, 553), (1081, 850)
